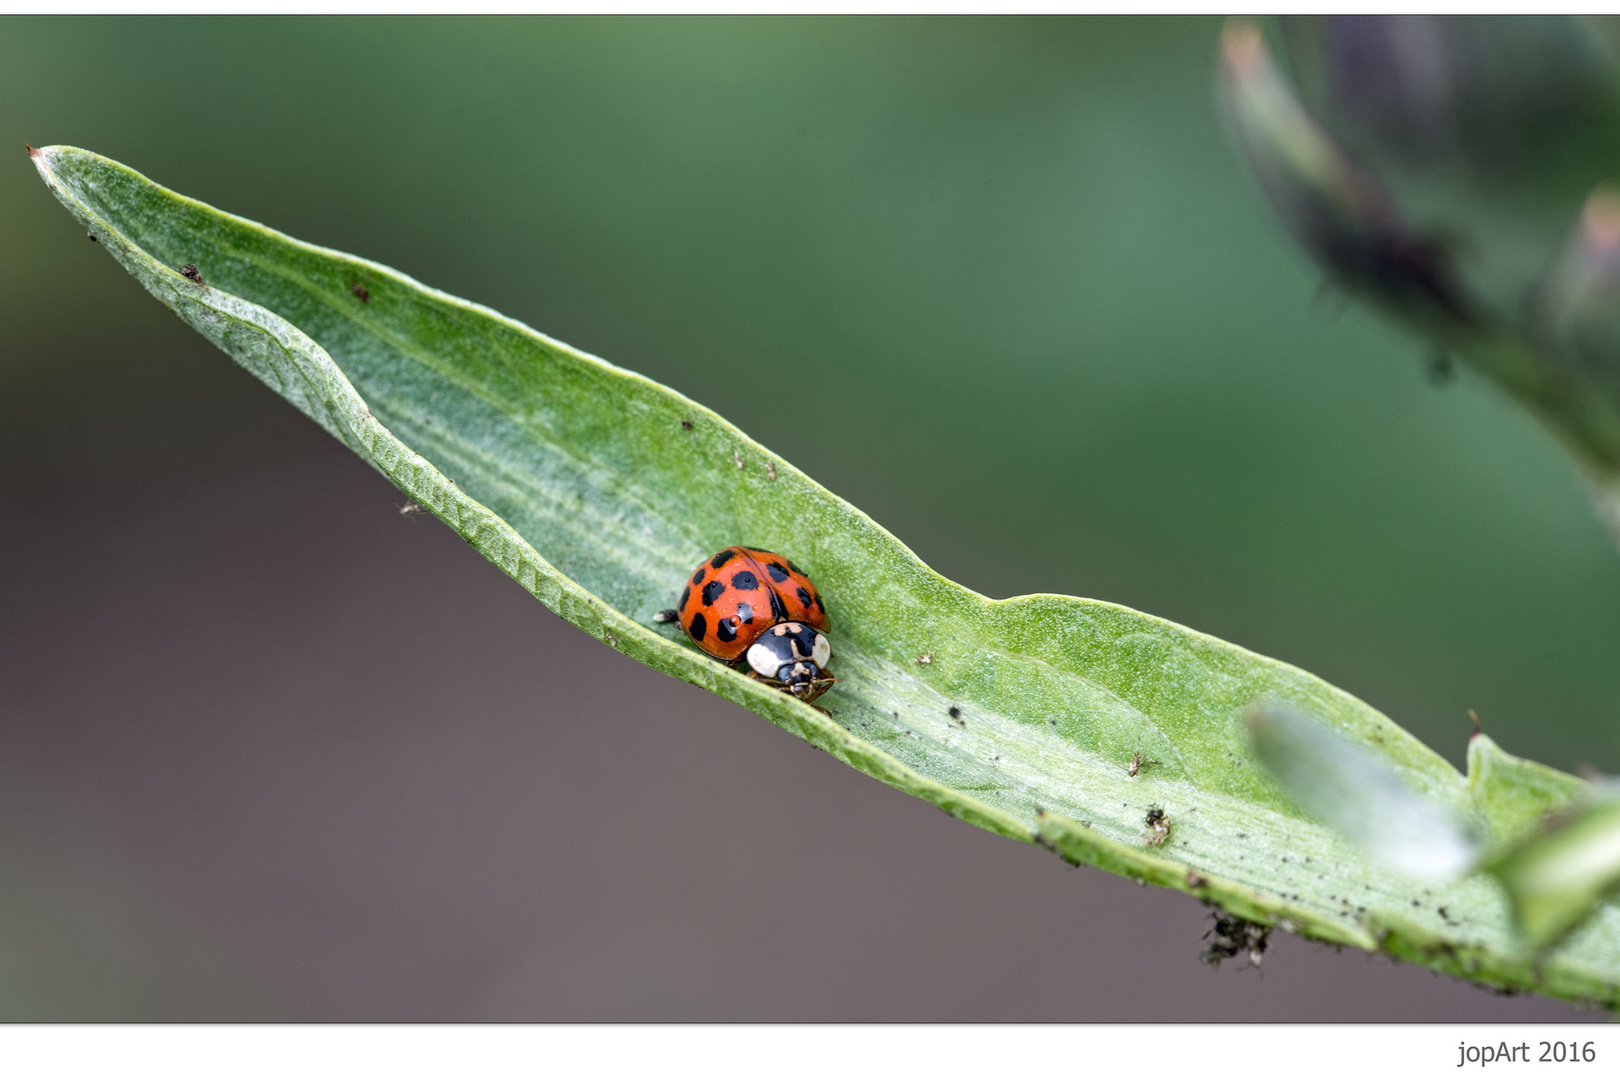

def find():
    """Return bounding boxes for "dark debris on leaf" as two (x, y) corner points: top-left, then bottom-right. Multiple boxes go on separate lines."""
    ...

(1144, 805), (1170, 846)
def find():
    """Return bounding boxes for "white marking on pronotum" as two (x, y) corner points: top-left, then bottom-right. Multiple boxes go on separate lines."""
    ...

(812, 633), (830, 668)
(746, 640), (780, 678)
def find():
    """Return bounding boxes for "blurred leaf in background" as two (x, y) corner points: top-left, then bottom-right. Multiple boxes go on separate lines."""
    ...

(1, 15), (1614, 1019)
(1222, 15), (1620, 538)
(1247, 702), (1483, 882)
(1488, 783), (1620, 949)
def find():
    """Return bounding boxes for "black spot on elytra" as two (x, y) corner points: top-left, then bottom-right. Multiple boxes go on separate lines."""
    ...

(796, 586), (812, 608)
(767, 588), (788, 621)
(786, 558), (806, 575)
(736, 602), (754, 623)
(731, 570), (758, 591)
(702, 579), (727, 606)
(766, 562), (791, 583)
(692, 567), (705, 585)
(688, 612), (708, 640)
(813, 593), (825, 614)
(711, 549), (737, 570)
(678, 586), (690, 611)
(716, 617), (738, 643)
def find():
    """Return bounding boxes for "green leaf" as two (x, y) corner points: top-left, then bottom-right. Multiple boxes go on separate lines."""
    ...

(30, 145), (1620, 1009)
(1468, 733), (1588, 853)
(1488, 785), (1620, 948)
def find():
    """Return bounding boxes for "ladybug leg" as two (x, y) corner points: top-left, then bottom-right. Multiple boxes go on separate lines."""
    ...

(807, 681), (838, 715)
(797, 675), (839, 706)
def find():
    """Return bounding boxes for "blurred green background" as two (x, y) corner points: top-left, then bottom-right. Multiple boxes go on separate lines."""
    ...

(1, 16), (1612, 1019)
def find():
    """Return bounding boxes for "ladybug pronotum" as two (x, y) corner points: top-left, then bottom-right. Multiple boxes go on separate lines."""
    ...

(656, 546), (836, 704)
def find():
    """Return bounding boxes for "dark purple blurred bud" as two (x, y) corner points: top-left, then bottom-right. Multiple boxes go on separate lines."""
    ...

(1278, 16), (1620, 325)
(1217, 21), (1475, 341)
(1282, 17), (1619, 206)
(1220, 17), (1620, 500)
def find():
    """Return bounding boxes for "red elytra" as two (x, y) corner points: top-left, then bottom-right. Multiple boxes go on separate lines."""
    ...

(675, 546), (829, 661)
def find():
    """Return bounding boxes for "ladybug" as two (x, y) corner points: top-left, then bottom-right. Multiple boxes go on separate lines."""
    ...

(655, 546), (835, 704)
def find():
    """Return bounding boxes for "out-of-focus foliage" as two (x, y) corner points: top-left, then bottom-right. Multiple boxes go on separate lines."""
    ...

(1248, 702), (1482, 881)
(1488, 784), (1620, 948)
(1221, 16), (1620, 535)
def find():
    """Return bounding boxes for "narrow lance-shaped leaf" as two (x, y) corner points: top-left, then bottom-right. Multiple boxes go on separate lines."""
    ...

(30, 145), (1620, 1008)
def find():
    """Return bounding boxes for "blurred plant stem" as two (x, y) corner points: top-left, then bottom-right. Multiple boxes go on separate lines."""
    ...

(1221, 16), (1620, 548)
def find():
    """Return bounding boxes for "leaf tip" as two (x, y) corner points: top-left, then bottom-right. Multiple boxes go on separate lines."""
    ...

(24, 142), (36, 158)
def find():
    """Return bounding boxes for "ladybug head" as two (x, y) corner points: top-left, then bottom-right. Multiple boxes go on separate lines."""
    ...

(744, 622), (831, 692)
(782, 661), (824, 697)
